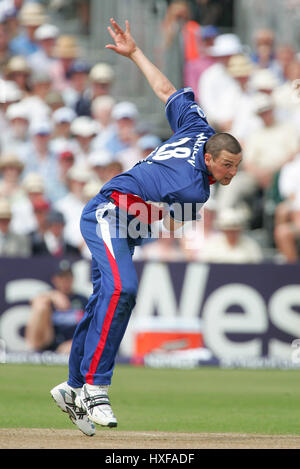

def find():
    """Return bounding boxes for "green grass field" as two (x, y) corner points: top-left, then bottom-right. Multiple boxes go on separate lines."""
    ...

(0, 364), (300, 435)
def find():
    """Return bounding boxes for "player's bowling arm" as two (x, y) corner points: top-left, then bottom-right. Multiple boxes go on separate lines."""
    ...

(106, 18), (176, 103)
(130, 47), (177, 103)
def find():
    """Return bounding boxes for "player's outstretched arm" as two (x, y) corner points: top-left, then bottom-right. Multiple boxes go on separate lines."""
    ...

(106, 18), (177, 104)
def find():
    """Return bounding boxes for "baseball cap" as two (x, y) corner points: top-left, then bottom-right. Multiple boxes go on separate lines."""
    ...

(112, 101), (139, 121)
(227, 54), (253, 78)
(34, 23), (59, 41)
(32, 197), (50, 212)
(29, 120), (53, 136)
(201, 25), (219, 40)
(68, 59), (90, 75)
(23, 173), (44, 193)
(89, 63), (115, 83)
(53, 106), (76, 124)
(216, 207), (245, 230)
(6, 102), (29, 121)
(250, 69), (279, 91)
(66, 165), (91, 183)
(52, 259), (73, 277)
(70, 116), (98, 137)
(47, 209), (65, 225)
(88, 150), (113, 167)
(137, 134), (161, 151)
(252, 93), (274, 114)
(208, 34), (243, 57)
(59, 150), (75, 161)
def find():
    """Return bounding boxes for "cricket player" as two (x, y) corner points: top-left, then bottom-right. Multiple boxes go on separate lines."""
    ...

(51, 19), (242, 436)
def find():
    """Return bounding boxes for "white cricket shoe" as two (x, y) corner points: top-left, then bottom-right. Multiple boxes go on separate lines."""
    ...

(50, 381), (96, 436)
(76, 384), (118, 427)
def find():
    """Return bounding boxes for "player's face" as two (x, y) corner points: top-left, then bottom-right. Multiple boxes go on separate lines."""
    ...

(205, 150), (242, 185)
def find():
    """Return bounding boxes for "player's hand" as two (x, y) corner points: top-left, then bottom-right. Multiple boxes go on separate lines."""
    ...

(105, 18), (137, 58)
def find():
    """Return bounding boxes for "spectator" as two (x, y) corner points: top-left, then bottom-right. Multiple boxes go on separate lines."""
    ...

(9, 2), (47, 57)
(76, 62), (115, 117)
(21, 120), (61, 202)
(4, 55), (31, 94)
(275, 44), (296, 83)
(119, 133), (162, 172)
(62, 59), (91, 113)
(273, 152), (300, 262)
(87, 149), (114, 185)
(0, 153), (25, 203)
(0, 21), (11, 74)
(225, 54), (262, 144)
(197, 33), (243, 131)
(1, 101), (30, 154)
(25, 260), (88, 354)
(50, 106), (77, 157)
(250, 28), (281, 78)
(200, 207), (264, 263)
(28, 196), (51, 255)
(28, 23), (59, 74)
(243, 93), (299, 192)
(54, 164), (91, 251)
(10, 172), (45, 235)
(183, 24), (218, 100)
(21, 70), (52, 123)
(0, 197), (31, 256)
(69, 115), (98, 165)
(43, 209), (81, 257)
(104, 101), (139, 157)
(50, 35), (81, 92)
(90, 95), (116, 150)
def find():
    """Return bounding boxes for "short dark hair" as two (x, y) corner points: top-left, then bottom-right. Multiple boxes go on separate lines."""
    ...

(205, 133), (242, 160)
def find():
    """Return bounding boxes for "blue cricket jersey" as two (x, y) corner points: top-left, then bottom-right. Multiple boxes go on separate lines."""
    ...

(100, 87), (216, 221)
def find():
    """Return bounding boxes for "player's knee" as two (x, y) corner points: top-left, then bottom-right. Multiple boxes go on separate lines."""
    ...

(119, 280), (138, 305)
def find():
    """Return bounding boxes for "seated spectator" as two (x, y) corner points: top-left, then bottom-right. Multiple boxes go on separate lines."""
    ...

(183, 24), (218, 100)
(43, 209), (81, 257)
(118, 133), (162, 172)
(28, 23), (59, 74)
(225, 54), (262, 144)
(1, 101), (30, 154)
(21, 119), (61, 202)
(250, 28), (281, 79)
(69, 115), (98, 165)
(50, 106), (77, 157)
(50, 35), (81, 92)
(25, 260), (88, 354)
(10, 172), (45, 235)
(273, 60), (300, 126)
(197, 33), (243, 131)
(21, 70), (52, 123)
(4, 55), (31, 95)
(28, 196), (51, 255)
(249, 68), (280, 96)
(104, 101), (139, 157)
(77, 62), (115, 116)
(200, 207), (264, 263)
(90, 95), (116, 150)
(243, 93), (299, 191)
(9, 2), (47, 57)
(0, 21), (11, 74)
(54, 164), (91, 250)
(273, 153), (300, 262)
(0, 197), (31, 256)
(87, 149), (114, 185)
(217, 93), (299, 217)
(0, 153), (25, 203)
(275, 44), (296, 83)
(62, 59), (91, 113)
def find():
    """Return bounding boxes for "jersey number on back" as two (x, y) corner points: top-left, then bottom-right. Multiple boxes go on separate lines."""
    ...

(152, 137), (191, 161)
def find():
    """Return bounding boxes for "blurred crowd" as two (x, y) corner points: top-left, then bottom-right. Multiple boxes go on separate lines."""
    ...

(0, 0), (300, 264)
